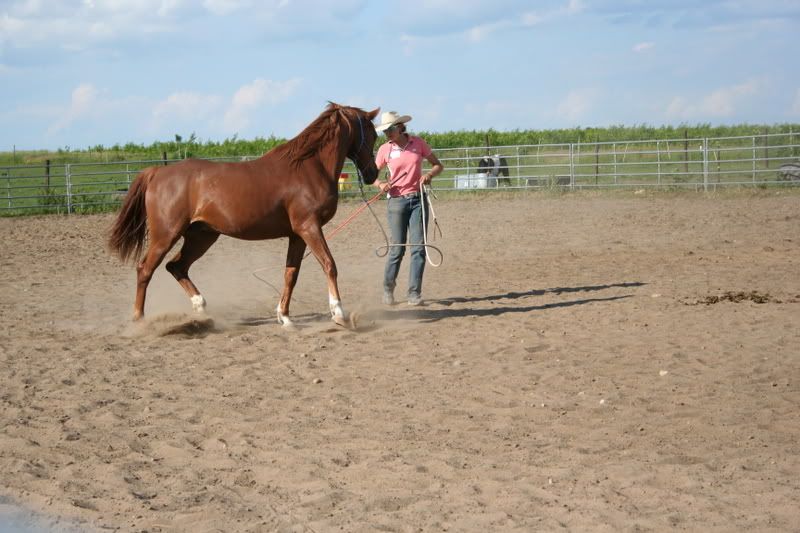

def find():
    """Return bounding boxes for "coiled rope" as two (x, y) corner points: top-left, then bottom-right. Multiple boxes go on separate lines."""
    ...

(371, 180), (443, 267)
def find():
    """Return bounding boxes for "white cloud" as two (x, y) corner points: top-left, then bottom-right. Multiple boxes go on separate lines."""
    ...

(394, 0), (584, 43)
(566, 0), (585, 15)
(665, 97), (690, 120)
(223, 78), (301, 133)
(521, 12), (544, 26)
(586, 1), (800, 29)
(466, 21), (507, 42)
(153, 91), (222, 121)
(791, 88), (800, 115)
(633, 41), (654, 53)
(83, 0), (187, 18)
(246, 0), (367, 39)
(47, 83), (100, 135)
(556, 89), (596, 122)
(2, 0), (372, 53)
(0, 0), (195, 50)
(703, 81), (759, 115)
(666, 79), (761, 120)
(146, 79), (302, 137)
(202, 0), (251, 16)
(469, 1), (585, 40)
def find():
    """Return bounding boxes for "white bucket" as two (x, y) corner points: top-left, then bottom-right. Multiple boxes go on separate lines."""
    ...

(455, 173), (490, 189)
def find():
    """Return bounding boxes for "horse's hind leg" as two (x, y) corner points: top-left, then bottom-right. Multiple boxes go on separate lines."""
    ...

(165, 224), (220, 314)
(276, 234), (306, 327)
(134, 232), (183, 321)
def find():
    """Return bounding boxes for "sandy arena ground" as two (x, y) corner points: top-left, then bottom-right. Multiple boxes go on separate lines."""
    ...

(1, 191), (799, 532)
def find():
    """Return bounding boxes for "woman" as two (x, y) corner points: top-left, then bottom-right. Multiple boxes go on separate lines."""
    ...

(373, 111), (444, 306)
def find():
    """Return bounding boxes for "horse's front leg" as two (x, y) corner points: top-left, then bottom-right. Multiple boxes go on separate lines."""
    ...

(277, 234), (306, 327)
(298, 225), (348, 327)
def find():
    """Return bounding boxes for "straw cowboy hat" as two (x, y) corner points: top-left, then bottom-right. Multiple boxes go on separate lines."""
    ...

(375, 111), (412, 132)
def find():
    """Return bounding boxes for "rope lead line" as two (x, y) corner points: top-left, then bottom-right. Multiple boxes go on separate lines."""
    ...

(373, 179), (443, 268)
(257, 164), (443, 295)
(251, 122), (443, 311)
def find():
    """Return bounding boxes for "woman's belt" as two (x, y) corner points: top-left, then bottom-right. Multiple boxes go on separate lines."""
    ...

(390, 191), (420, 199)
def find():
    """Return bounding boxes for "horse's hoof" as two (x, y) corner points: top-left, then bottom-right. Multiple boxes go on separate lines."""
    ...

(332, 312), (358, 330)
(191, 294), (207, 313)
(277, 315), (295, 328)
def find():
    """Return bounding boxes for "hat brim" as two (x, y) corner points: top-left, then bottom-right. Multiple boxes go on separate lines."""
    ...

(375, 115), (412, 132)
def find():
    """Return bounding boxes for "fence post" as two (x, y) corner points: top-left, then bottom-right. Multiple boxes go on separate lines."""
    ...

(595, 142), (599, 186)
(466, 147), (471, 187)
(702, 139), (708, 192)
(613, 142), (617, 185)
(684, 129), (689, 178)
(66, 163), (72, 214)
(45, 159), (51, 195)
(515, 146), (520, 187)
(569, 143), (575, 188)
(752, 137), (756, 183)
(657, 141), (661, 186)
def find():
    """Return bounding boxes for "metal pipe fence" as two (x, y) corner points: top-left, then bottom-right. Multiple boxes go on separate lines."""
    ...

(2, 133), (798, 215)
(0, 155), (260, 215)
(431, 132), (800, 193)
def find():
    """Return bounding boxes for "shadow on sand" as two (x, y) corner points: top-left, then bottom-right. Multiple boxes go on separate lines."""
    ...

(378, 281), (645, 323)
(235, 281), (645, 328)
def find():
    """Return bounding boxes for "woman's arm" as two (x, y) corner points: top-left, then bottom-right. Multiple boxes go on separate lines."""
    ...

(373, 149), (390, 192)
(422, 153), (444, 185)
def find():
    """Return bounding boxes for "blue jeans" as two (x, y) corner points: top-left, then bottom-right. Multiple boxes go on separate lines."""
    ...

(384, 194), (428, 298)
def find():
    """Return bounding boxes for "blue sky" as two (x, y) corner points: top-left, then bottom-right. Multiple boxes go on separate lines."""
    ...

(1, 0), (799, 151)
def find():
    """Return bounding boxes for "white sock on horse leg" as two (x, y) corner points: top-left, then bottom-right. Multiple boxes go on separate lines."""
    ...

(276, 305), (293, 327)
(329, 294), (345, 320)
(191, 294), (206, 313)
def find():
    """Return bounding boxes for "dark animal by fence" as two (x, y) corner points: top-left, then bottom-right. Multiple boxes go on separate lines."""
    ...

(108, 103), (380, 327)
(478, 154), (511, 186)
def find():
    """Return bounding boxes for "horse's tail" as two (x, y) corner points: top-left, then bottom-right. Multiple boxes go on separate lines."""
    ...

(108, 167), (156, 263)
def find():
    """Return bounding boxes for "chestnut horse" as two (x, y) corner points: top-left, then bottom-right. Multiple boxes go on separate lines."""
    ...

(108, 103), (380, 327)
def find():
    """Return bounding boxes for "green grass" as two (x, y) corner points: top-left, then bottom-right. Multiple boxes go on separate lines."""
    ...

(3, 123), (798, 167)
(2, 123), (798, 215)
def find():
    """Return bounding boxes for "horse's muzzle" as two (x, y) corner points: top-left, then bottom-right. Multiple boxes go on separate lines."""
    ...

(360, 165), (379, 184)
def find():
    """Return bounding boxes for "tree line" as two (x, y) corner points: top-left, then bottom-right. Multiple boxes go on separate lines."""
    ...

(3, 123), (798, 166)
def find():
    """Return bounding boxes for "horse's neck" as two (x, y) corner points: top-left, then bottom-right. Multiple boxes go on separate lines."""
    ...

(319, 128), (351, 181)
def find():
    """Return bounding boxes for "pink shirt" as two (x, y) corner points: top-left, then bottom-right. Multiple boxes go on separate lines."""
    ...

(375, 135), (432, 197)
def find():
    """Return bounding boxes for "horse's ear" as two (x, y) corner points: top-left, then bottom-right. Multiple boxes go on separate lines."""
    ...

(367, 108), (380, 120)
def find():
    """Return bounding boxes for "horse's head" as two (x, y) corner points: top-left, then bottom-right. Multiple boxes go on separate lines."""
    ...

(345, 107), (380, 185)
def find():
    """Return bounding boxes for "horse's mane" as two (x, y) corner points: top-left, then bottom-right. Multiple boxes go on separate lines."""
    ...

(281, 103), (354, 166)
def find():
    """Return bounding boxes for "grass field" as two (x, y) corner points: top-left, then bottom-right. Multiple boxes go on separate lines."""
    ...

(2, 127), (798, 215)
